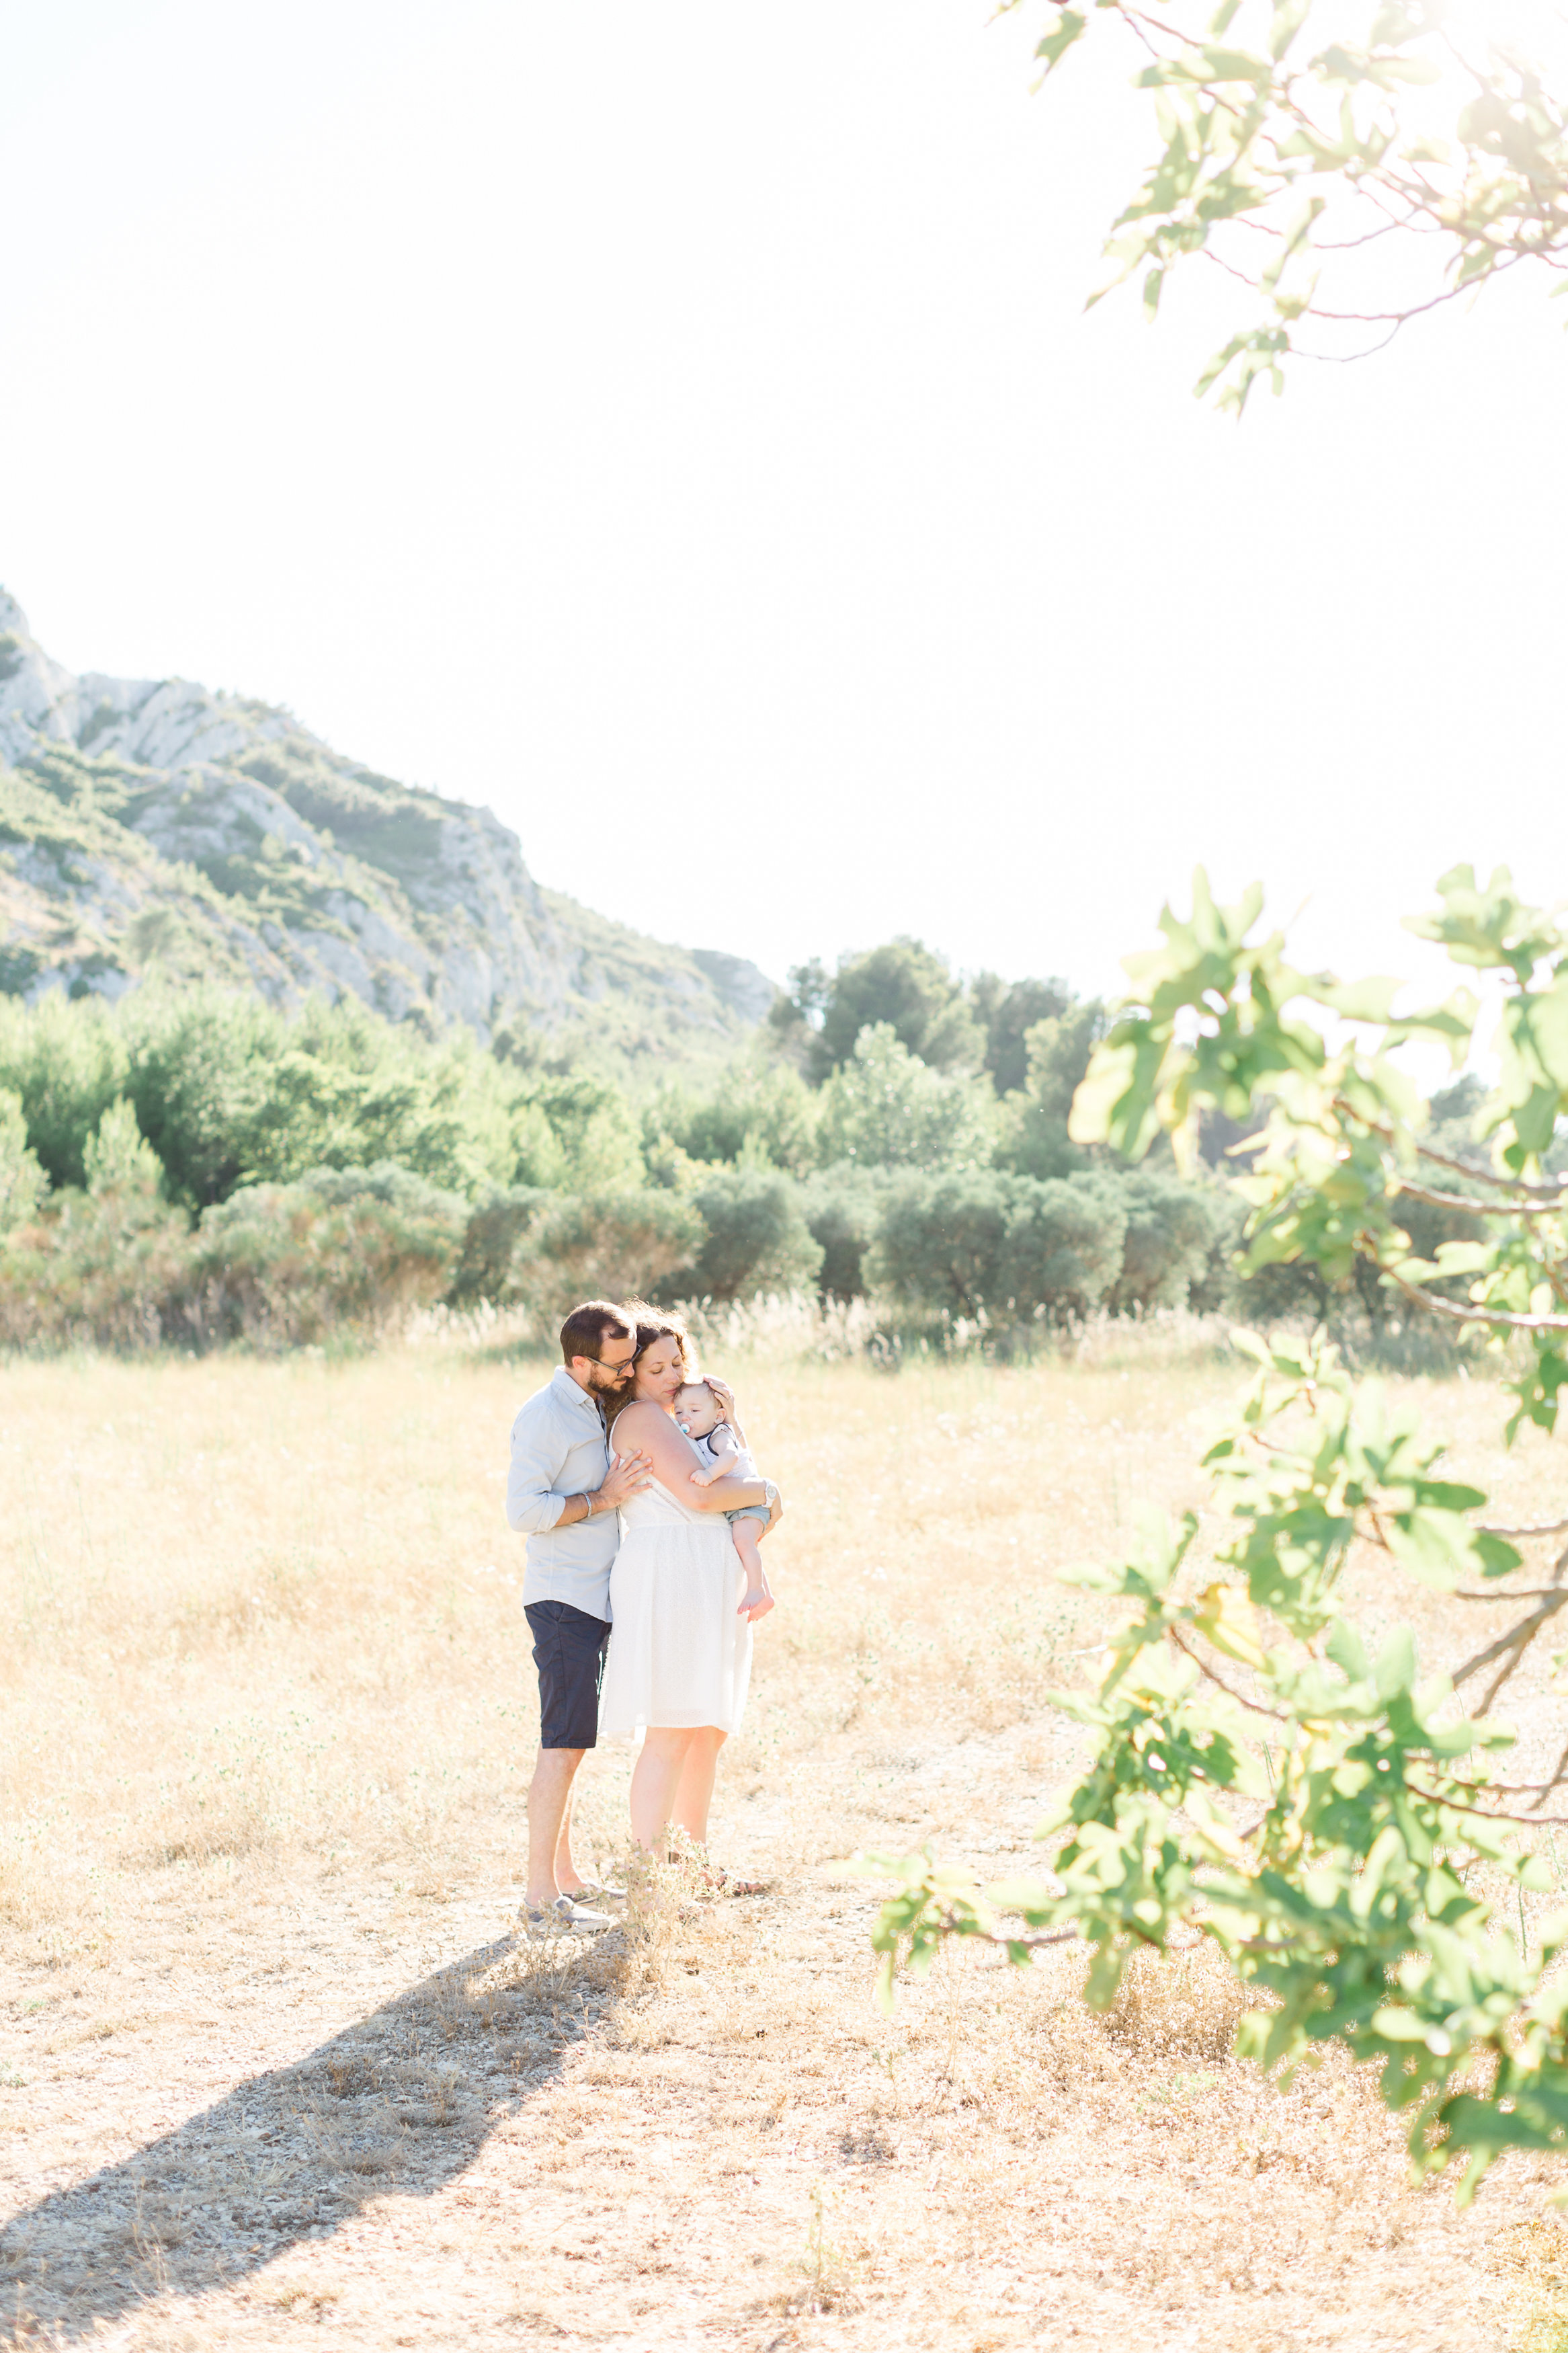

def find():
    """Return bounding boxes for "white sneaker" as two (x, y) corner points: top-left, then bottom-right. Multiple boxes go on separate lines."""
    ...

(523, 1894), (612, 1935)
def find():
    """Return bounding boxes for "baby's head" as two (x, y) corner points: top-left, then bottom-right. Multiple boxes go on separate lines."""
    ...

(673, 1380), (722, 1439)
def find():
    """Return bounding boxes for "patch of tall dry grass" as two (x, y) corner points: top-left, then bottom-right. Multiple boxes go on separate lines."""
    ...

(0, 1343), (1246, 1953)
(9, 1337), (1568, 1947)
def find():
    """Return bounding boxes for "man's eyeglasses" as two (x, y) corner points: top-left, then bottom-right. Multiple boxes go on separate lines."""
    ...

(582, 1354), (635, 1378)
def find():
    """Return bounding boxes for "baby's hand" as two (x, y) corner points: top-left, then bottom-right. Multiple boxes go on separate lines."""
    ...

(688, 1464), (720, 1487)
(738, 1586), (774, 1622)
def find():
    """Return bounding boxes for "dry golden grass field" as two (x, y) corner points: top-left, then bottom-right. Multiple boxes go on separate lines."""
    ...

(7, 1332), (1568, 2352)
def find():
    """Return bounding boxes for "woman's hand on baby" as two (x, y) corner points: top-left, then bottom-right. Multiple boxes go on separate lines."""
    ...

(705, 1376), (737, 1423)
(738, 1585), (774, 1622)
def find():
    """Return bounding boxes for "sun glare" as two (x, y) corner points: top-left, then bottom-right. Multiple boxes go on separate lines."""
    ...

(1437, 0), (1568, 77)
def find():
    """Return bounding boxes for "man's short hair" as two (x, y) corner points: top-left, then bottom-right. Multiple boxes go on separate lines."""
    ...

(559, 1300), (632, 1367)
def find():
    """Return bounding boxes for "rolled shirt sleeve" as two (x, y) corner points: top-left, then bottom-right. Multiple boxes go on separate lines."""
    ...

(505, 1367), (618, 1618)
(506, 1416), (569, 1535)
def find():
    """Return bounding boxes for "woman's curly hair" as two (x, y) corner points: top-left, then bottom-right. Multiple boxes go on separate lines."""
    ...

(607, 1302), (699, 1430)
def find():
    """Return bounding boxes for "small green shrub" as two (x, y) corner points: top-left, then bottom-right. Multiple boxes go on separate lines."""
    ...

(800, 1164), (884, 1302)
(0, 1086), (47, 1235)
(1007, 1172), (1128, 1320)
(510, 1189), (706, 1324)
(0, 1162), (471, 1351)
(668, 1168), (823, 1304)
(83, 1097), (165, 1199)
(0, 993), (128, 1190)
(0, 1190), (194, 1350)
(1108, 1169), (1225, 1313)
(991, 1093), (1085, 1181)
(446, 1186), (550, 1307)
(183, 1164), (469, 1346)
(869, 1168), (1127, 1326)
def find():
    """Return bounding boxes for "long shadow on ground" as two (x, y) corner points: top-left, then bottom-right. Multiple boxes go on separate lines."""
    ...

(1, 1921), (621, 2340)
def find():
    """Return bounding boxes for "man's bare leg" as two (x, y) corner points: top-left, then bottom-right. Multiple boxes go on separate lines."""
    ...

(554, 1785), (593, 1895)
(526, 1747), (582, 1907)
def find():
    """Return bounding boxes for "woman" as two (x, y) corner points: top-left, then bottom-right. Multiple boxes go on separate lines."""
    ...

(599, 1307), (780, 1858)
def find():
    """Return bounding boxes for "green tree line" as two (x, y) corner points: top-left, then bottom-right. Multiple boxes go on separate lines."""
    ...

(0, 939), (1290, 1350)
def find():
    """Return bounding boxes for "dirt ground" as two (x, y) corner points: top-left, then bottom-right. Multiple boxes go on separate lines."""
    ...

(5, 1339), (1568, 2350)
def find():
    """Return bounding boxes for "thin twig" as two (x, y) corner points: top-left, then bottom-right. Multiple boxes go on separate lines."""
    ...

(1475, 1544), (1568, 1710)
(1444, 1771), (1568, 1800)
(1292, 321), (1407, 365)
(1344, 1104), (1565, 1198)
(1305, 267), (1524, 329)
(1477, 1520), (1568, 1541)
(1166, 1626), (1289, 1721)
(1405, 1782), (1568, 1831)
(1479, 1644), (1535, 1718)
(1454, 1588), (1568, 1603)
(939, 1909), (1079, 1953)
(1312, 210), (1426, 254)
(1533, 1741), (1568, 1815)
(1413, 1141), (1568, 1199)
(1392, 1179), (1567, 1218)
(943, 1905), (1218, 1958)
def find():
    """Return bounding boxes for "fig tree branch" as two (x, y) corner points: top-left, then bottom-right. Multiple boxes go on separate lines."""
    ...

(1384, 1267), (1568, 1335)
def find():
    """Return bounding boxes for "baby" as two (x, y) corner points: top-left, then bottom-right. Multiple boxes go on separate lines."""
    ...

(673, 1379), (774, 1620)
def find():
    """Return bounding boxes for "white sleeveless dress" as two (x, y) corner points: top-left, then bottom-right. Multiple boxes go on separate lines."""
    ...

(598, 1454), (753, 1740)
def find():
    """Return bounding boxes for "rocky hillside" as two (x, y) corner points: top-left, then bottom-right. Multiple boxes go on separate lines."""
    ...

(0, 591), (772, 1058)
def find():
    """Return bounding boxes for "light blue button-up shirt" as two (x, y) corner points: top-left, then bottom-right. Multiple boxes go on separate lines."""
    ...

(505, 1366), (618, 1619)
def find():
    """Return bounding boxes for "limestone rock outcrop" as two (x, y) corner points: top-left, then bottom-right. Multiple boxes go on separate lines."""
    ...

(0, 589), (771, 1053)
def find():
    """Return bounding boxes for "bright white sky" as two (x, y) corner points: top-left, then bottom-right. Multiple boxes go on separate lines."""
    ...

(3, 1), (1565, 1008)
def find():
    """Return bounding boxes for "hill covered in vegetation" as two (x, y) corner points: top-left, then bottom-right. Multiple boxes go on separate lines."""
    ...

(0, 589), (770, 1062)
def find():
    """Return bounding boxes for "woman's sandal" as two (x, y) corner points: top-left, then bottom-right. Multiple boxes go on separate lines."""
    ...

(700, 1866), (772, 1898)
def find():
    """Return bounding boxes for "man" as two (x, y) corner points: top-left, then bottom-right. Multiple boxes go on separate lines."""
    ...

(506, 1299), (651, 1931)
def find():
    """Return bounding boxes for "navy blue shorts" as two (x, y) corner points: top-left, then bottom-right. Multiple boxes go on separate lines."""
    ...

(525, 1599), (612, 1750)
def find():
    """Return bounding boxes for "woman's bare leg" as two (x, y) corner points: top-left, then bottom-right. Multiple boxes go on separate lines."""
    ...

(671, 1727), (726, 1845)
(630, 1728), (696, 1851)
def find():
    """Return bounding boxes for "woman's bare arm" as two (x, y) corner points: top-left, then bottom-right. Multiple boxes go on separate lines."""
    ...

(616, 1402), (768, 1515)
(689, 1423), (740, 1487)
